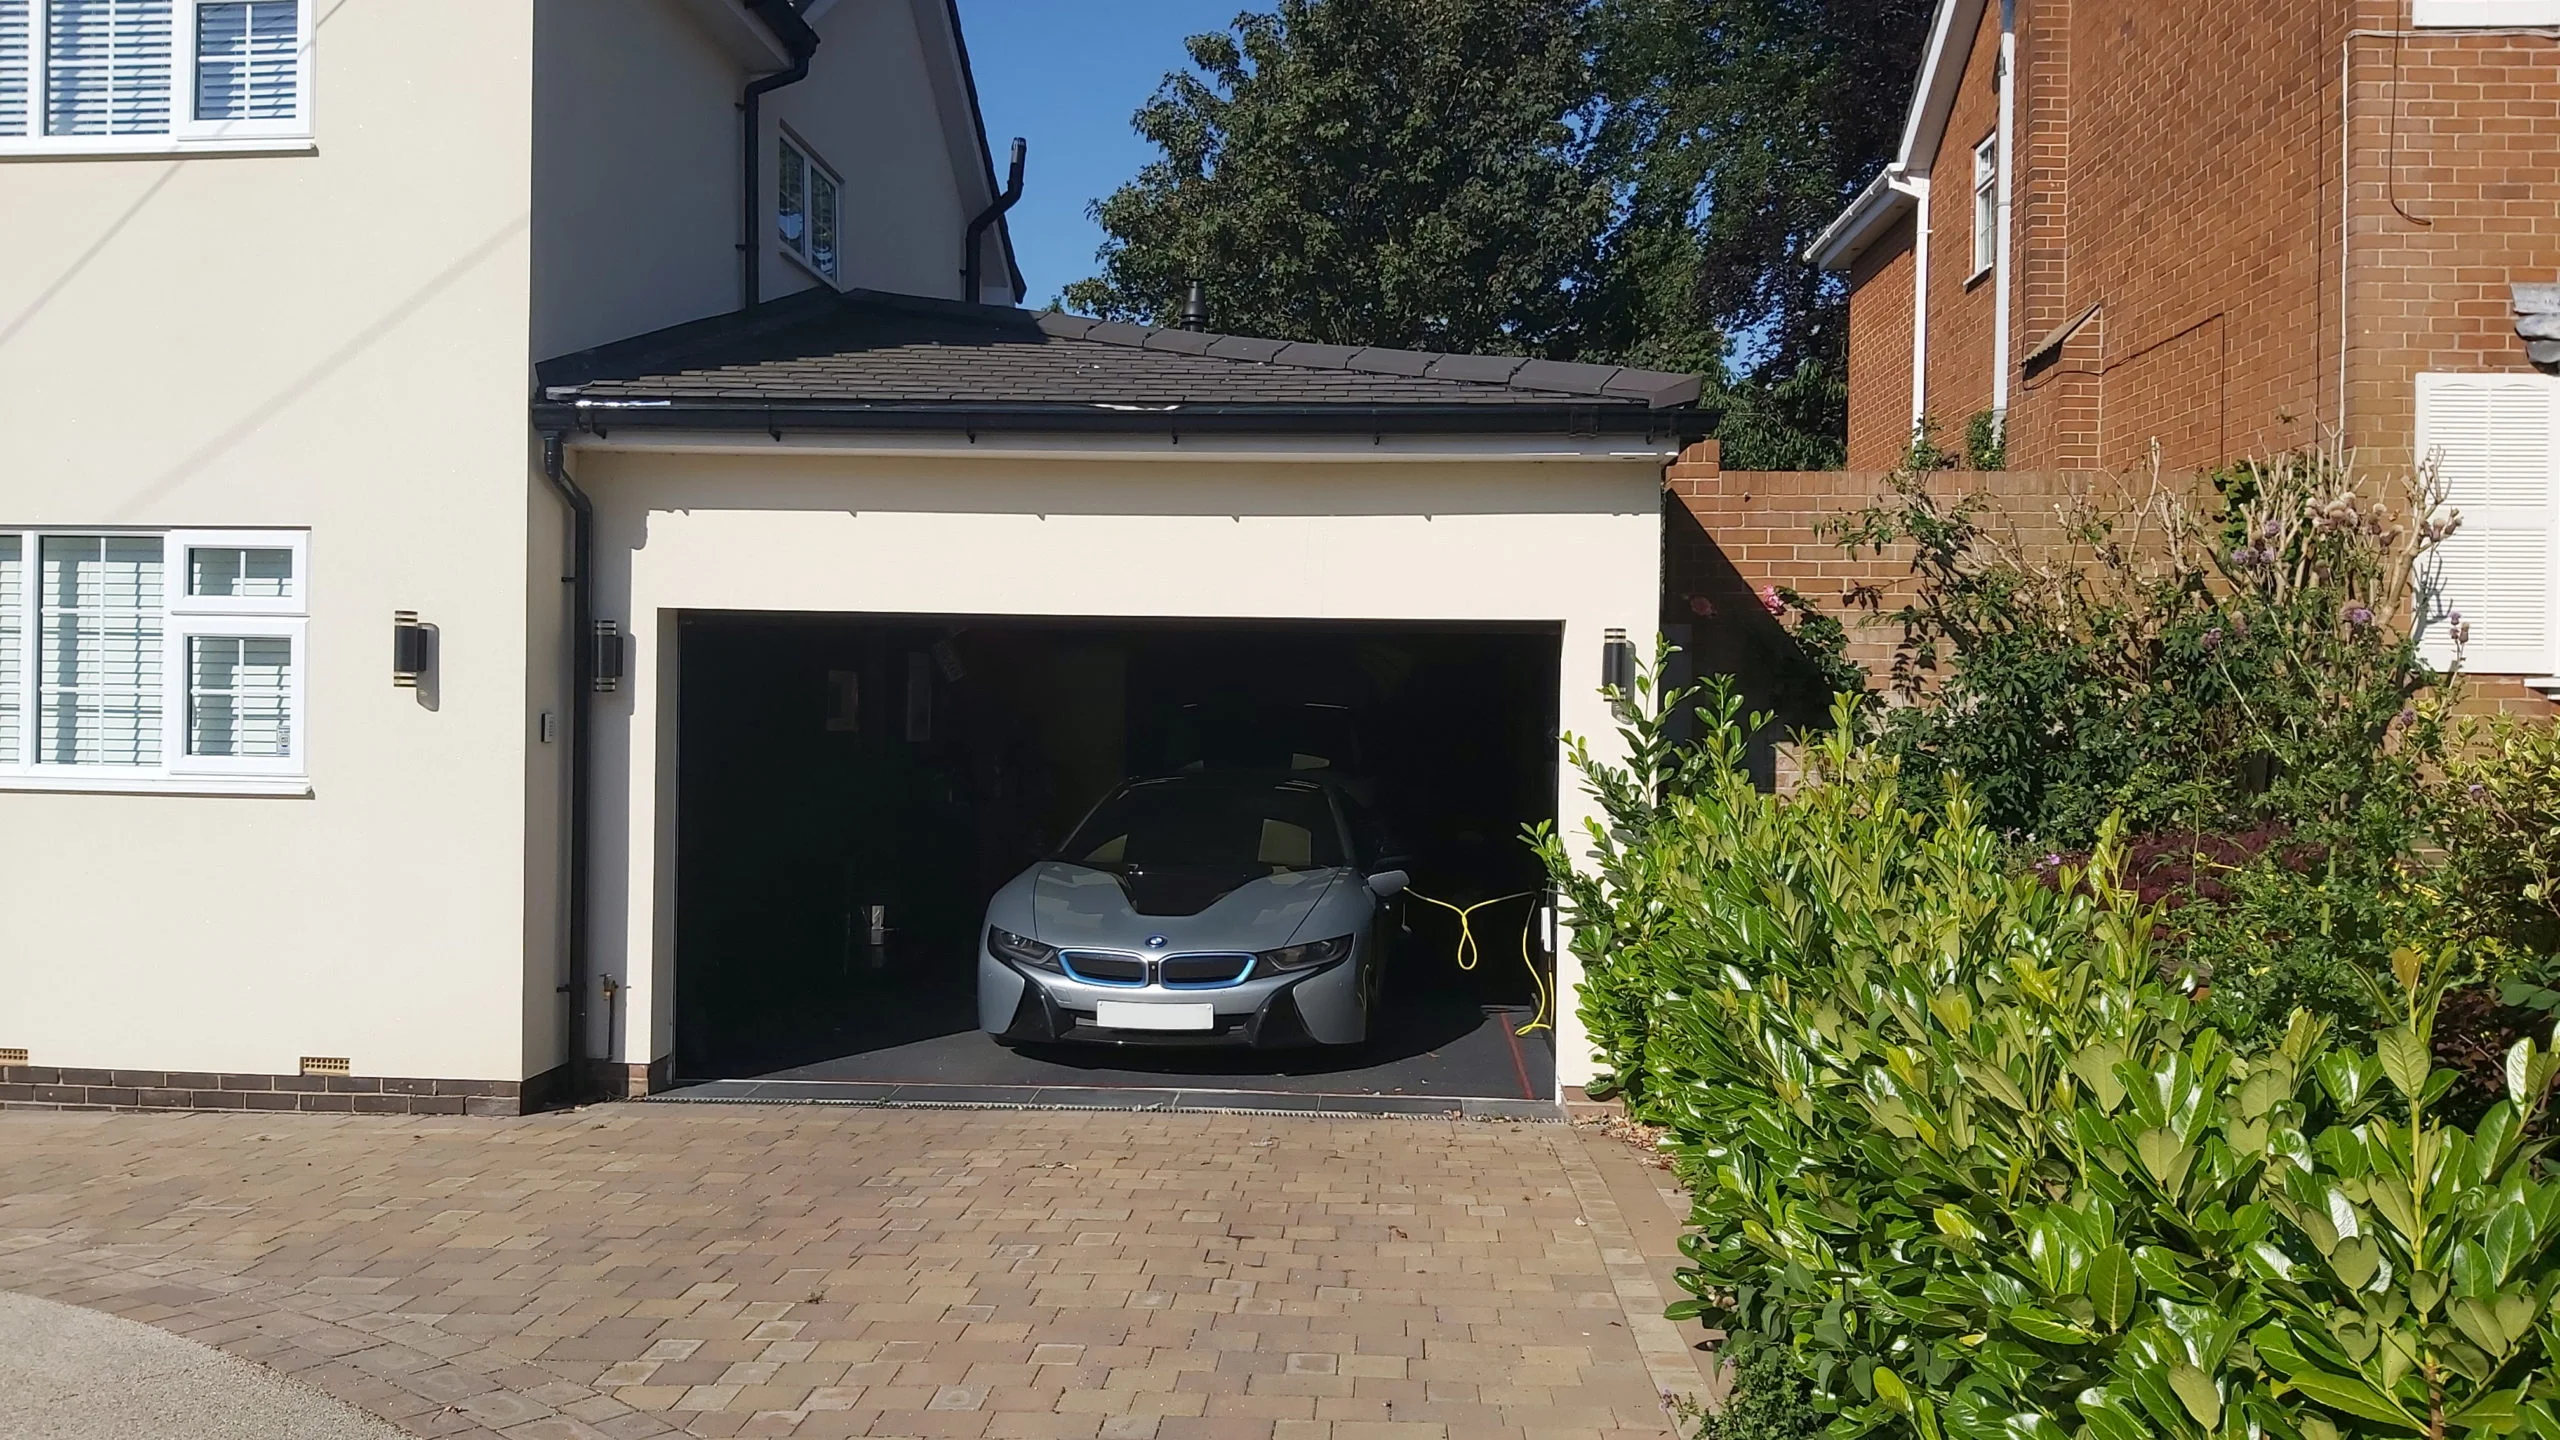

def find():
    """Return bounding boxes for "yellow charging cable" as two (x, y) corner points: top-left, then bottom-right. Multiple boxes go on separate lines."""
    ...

(1401, 888), (1552, 1037)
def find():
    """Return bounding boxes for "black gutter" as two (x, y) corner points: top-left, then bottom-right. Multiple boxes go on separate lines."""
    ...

(534, 400), (1709, 443)
(963, 138), (1026, 304)
(738, 0), (820, 311)
(539, 433), (597, 1102)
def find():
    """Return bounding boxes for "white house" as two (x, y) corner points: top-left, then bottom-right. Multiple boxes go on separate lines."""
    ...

(0, 0), (1698, 1115)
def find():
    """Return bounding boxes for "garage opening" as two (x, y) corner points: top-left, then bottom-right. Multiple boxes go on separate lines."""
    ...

(669, 613), (1561, 1109)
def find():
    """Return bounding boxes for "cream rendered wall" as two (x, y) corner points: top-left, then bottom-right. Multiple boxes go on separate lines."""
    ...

(764, 0), (977, 303)
(0, 2), (541, 1082)
(530, 0), (746, 360)
(566, 443), (1665, 1095)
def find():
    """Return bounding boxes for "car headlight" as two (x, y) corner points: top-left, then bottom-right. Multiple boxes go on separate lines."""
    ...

(1259, 934), (1353, 971)
(988, 926), (1063, 972)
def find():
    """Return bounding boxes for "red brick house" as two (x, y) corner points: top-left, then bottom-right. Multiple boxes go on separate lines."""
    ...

(1803, 0), (2560, 702)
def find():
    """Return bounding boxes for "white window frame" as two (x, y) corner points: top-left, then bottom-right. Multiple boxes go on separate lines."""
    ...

(0, 0), (314, 159)
(0, 526), (309, 795)
(1970, 135), (1998, 281)
(776, 125), (842, 286)
(2413, 0), (2560, 26)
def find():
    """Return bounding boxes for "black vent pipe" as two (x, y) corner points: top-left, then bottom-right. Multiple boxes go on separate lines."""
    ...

(740, 4), (819, 310)
(963, 137), (1026, 304)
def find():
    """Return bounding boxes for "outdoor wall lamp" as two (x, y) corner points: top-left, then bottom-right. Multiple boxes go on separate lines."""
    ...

(392, 611), (429, 687)
(592, 620), (626, 695)
(1601, 627), (1636, 695)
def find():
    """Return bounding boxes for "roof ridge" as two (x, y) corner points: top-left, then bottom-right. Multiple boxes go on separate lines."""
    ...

(1031, 310), (1700, 409)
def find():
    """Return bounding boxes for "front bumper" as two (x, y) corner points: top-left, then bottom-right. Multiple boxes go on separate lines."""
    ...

(977, 943), (1366, 1048)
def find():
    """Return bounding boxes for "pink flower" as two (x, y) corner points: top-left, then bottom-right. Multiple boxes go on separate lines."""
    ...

(1757, 585), (1786, 617)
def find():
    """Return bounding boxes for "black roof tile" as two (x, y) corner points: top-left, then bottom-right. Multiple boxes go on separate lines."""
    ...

(535, 288), (1705, 422)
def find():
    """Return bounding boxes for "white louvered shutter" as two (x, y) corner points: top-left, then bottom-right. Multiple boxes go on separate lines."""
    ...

(2416, 372), (2560, 676)
(0, 0), (29, 137)
(0, 536), (20, 763)
(193, 0), (295, 123)
(45, 0), (172, 137)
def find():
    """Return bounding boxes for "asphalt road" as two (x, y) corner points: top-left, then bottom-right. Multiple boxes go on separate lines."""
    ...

(0, 1290), (400, 1440)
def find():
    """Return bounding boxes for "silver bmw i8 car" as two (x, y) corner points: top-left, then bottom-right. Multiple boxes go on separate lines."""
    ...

(977, 773), (1407, 1048)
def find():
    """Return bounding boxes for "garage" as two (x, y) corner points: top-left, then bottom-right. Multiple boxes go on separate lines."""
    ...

(667, 613), (1562, 1106)
(537, 288), (1699, 1110)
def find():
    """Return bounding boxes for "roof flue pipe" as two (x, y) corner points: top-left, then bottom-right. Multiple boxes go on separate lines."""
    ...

(964, 138), (1027, 305)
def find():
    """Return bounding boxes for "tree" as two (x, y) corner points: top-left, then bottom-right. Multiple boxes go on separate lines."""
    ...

(1060, 0), (1616, 359)
(1063, 0), (1933, 467)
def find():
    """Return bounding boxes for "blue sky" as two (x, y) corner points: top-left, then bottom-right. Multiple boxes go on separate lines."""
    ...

(961, 0), (1241, 307)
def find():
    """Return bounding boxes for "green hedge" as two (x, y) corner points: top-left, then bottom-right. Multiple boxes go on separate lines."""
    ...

(1537, 681), (2560, 1440)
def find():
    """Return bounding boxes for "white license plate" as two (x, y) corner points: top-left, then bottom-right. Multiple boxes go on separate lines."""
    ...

(1095, 1001), (1215, 1032)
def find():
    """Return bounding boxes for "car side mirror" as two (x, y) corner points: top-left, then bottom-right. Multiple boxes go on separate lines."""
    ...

(1366, 869), (1409, 897)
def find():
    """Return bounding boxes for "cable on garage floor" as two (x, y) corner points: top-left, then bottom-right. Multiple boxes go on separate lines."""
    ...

(1404, 888), (1552, 1037)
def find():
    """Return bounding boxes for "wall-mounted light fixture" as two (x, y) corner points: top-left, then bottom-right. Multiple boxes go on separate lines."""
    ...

(392, 611), (429, 687)
(592, 620), (626, 695)
(1601, 627), (1636, 695)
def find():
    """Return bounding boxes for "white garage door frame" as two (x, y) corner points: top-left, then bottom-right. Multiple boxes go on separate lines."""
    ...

(564, 432), (1670, 1101)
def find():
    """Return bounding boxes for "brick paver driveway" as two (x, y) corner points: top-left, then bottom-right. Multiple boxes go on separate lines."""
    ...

(0, 1106), (1702, 1440)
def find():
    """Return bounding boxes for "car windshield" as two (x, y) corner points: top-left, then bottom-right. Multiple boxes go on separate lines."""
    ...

(1061, 778), (1346, 872)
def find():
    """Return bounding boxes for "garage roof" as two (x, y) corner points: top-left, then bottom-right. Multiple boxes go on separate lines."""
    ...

(534, 288), (1706, 439)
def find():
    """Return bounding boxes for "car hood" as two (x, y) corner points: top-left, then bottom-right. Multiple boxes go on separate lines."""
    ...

(1029, 862), (1344, 950)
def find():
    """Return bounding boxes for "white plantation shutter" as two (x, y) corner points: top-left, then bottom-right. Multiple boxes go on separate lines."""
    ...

(186, 634), (290, 757)
(45, 0), (173, 136)
(2417, 372), (2560, 675)
(0, 537), (20, 762)
(193, 0), (293, 122)
(38, 534), (164, 766)
(0, 0), (29, 137)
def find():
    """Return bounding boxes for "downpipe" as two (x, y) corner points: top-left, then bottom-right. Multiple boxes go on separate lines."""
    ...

(541, 432), (597, 1099)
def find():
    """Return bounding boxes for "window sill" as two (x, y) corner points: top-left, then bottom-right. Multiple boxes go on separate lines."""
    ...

(1964, 264), (1996, 290)
(779, 245), (842, 291)
(0, 135), (317, 161)
(0, 772), (312, 798)
(2412, 0), (2560, 23)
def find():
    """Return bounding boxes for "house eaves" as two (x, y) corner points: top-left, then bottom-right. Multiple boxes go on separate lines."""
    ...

(1805, 0), (1988, 271)
(1805, 171), (1915, 272)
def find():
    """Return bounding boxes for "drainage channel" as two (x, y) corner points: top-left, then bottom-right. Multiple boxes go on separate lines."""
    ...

(638, 1078), (1562, 1121)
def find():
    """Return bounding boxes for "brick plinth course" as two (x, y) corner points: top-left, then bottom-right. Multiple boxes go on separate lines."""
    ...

(0, 1106), (1710, 1440)
(0, 1065), (552, 1117)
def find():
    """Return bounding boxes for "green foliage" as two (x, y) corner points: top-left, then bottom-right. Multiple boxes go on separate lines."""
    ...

(2435, 714), (2560, 967)
(1834, 447), (2457, 850)
(1961, 410), (2006, 472)
(1538, 677), (2560, 1439)
(1695, 1338), (1829, 1440)
(1061, 0), (1611, 358)
(1063, 0), (1932, 468)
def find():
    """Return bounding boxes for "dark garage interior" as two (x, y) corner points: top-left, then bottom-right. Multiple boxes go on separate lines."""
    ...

(668, 613), (1562, 1108)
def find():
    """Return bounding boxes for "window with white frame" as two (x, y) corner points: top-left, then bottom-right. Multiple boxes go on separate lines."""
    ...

(2413, 0), (2560, 26)
(777, 130), (841, 284)
(1971, 135), (1998, 278)
(0, 0), (311, 154)
(2415, 373), (2560, 678)
(0, 529), (307, 787)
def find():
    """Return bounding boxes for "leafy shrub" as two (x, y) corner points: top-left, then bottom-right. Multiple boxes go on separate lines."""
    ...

(1832, 445), (2457, 850)
(1540, 680), (2560, 1439)
(1695, 1338), (1827, 1440)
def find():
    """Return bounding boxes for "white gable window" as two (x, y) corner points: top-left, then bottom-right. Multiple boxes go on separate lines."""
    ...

(777, 129), (842, 285)
(2415, 373), (2560, 678)
(1970, 135), (1998, 279)
(2414, 1), (2560, 25)
(0, 0), (311, 156)
(0, 528), (308, 793)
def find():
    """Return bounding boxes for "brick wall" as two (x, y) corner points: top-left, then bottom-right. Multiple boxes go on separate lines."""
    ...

(1846, 219), (1918, 470)
(1661, 442), (2097, 708)
(2345, 22), (2560, 466)
(1837, 1), (2559, 475)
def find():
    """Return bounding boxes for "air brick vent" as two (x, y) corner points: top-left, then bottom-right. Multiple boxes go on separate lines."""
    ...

(299, 1056), (352, 1077)
(0, 1048), (26, 1066)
